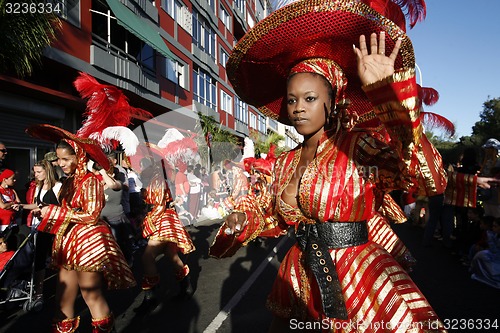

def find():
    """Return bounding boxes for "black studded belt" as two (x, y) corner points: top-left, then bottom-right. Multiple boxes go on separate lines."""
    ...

(295, 221), (368, 319)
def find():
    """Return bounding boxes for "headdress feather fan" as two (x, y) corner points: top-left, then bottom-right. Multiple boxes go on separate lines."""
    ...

(100, 126), (140, 156)
(421, 111), (455, 137)
(418, 86), (439, 106)
(74, 72), (153, 139)
(162, 137), (199, 169)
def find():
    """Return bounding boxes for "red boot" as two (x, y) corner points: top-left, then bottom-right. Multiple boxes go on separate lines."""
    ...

(175, 265), (194, 299)
(134, 274), (160, 314)
(51, 316), (80, 333)
(141, 274), (160, 291)
(91, 313), (115, 333)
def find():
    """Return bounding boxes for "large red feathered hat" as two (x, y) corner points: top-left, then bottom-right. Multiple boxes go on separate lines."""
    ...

(227, 0), (425, 127)
(155, 128), (199, 172)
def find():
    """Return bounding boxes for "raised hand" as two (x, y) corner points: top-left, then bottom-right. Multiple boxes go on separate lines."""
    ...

(353, 31), (402, 86)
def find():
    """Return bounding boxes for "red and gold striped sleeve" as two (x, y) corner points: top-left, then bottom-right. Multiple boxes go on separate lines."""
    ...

(444, 171), (478, 207)
(362, 68), (422, 154)
(38, 174), (105, 235)
(363, 68), (449, 197)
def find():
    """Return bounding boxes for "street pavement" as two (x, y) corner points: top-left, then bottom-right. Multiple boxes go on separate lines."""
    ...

(0, 219), (499, 332)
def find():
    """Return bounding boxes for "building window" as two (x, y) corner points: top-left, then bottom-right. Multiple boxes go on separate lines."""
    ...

(269, 118), (278, 130)
(220, 90), (232, 114)
(192, 9), (216, 62)
(193, 67), (217, 110)
(162, 0), (192, 34)
(258, 114), (266, 133)
(219, 4), (231, 30)
(247, 12), (255, 28)
(234, 95), (248, 124)
(135, 44), (155, 71)
(165, 58), (187, 89)
(163, 0), (181, 20)
(220, 48), (229, 67)
(207, 0), (215, 12)
(286, 135), (297, 149)
(91, 1), (156, 72)
(58, 0), (81, 27)
(235, 0), (245, 16)
(249, 113), (257, 129)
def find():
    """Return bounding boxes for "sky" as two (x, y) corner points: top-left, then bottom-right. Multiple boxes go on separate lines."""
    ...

(406, 0), (500, 139)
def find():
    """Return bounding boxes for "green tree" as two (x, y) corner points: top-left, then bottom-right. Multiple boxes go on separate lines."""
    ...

(471, 97), (500, 145)
(249, 129), (286, 157)
(195, 112), (240, 167)
(0, 0), (61, 77)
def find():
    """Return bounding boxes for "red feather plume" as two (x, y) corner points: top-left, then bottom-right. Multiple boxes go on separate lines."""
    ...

(73, 72), (153, 140)
(421, 111), (455, 137)
(418, 86), (439, 106)
(361, 0), (426, 30)
(161, 137), (198, 170)
(243, 157), (257, 174)
(391, 0), (426, 28)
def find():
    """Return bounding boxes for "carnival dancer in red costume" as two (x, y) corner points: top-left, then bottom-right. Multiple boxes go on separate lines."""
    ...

(134, 142), (196, 312)
(210, 0), (500, 332)
(24, 72), (155, 332)
(26, 126), (136, 333)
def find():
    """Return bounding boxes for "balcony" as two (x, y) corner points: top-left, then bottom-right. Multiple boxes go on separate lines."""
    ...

(90, 37), (159, 94)
(235, 119), (249, 136)
(193, 101), (220, 122)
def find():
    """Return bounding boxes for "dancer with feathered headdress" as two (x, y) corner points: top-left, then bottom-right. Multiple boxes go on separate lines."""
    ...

(25, 72), (150, 333)
(134, 132), (198, 314)
(209, 0), (500, 331)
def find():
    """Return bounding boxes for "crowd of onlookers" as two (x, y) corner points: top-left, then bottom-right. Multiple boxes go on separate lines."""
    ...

(400, 141), (500, 290)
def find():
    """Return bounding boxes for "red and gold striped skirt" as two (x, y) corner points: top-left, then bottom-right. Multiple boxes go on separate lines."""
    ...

(267, 241), (447, 332)
(53, 221), (136, 290)
(142, 208), (195, 255)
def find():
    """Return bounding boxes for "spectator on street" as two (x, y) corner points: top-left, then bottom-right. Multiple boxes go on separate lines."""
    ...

(464, 215), (494, 266)
(44, 151), (65, 179)
(122, 157), (144, 229)
(174, 165), (189, 207)
(108, 152), (130, 216)
(93, 161), (134, 267)
(186, 165), (202, 219)
(470, 218), (500, 289)
(0, 169), (21, 231)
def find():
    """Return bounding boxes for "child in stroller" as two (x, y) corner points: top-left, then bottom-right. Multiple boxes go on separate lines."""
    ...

(0, 224), (41, 312)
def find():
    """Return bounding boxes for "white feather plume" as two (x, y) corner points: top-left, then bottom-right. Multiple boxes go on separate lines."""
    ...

(242, 137), (255, 159)
(100, 126), (140, 156)
(157, 128), (185, 148)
